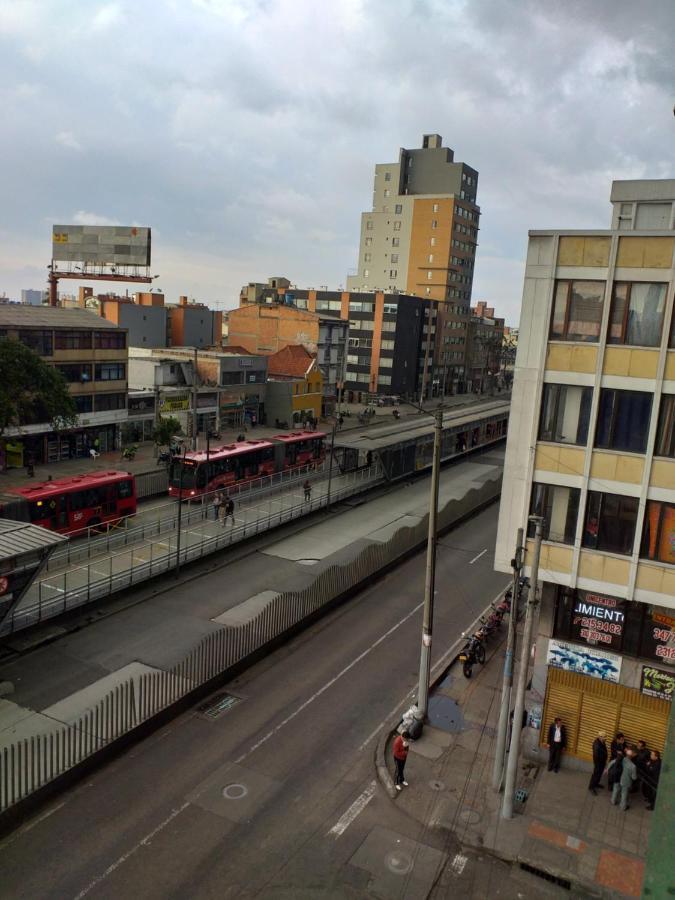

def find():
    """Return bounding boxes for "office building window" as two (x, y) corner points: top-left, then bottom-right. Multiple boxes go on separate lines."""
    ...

(654, 394), (675, 457)
(529, 483), (580, 544)
(363, 269), (370, 277)
(395, 204), (402, 214)
(380, 339), (395, 350)
(365, 237), (372, 246)
(426, 287), (431, 295)
(393, 221), (401, 231)
(389, 270), (397, 278)
(54, 330), (93, 350)
(384, 189), (391, 198)
(363, 253), (371, 263)
(427, 271), (433, 280)
(582, 491), (639, 555)
(95, 363), (126, 381)
(350, 301), (374, 313)
(608, 282), (666, 347)
(550, 280), (605, 342)
(430, 237), (436, 246)
(73, 395), (93, 414)
(346, 354), (360, 366)
(431, 220), (438, 229)
(433, 203), (439, 212)
(378, 374), (392, 385)
(538, 384), (592, 445)
(595, 389), (652, 453)
(18, 330), (53, 356)
(390, 254), (398, 263)
(381, 320), (397, 332)
(384, 172), (391, 181)
(641, 501), (675, 565)
(366, 220), (373, 230)
(379, 356), (393, 367)
(95, 331), (126, 349)
(383, 303), (398, 314)
(95, 393), (127, 411)
(428, 254), (434, 263)
(55, 364), (92, 383)
(392, 238), (400, 247)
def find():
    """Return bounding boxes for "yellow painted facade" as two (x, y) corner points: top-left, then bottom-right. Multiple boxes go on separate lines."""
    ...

(664, 351), (675, 381)
(635, 563), (675, 597)
(524, 540), (575, 575)
(545, 344), (597, 373)
(557, 236), (611, 267)
(649, 458), (675, 488)
(616, 236), (675, 268)
(534, 444), (585, 476)
(578, 551), (631, 586)
(290, 369), (323, 419)
(602, 347), (659, 378)
(590, 451), (644, 484)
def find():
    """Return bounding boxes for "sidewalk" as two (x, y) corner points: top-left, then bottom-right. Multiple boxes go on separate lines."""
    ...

(379, 629), (651, 899)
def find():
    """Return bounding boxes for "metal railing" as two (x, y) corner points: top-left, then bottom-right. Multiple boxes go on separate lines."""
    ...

(3, 463), (383, 636)
(0, 470), (502, 815)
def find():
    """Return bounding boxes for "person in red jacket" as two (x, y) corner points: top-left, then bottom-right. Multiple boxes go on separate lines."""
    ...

(392, 730), (410, 791)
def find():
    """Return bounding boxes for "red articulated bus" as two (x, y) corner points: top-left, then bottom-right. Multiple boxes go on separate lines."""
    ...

(168, 432), (326, 499)
(0, 470), (137, 535)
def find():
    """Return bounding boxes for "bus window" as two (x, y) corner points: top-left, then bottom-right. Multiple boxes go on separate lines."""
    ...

(118, 479), (134, 499)
(29, 500), (48, 522)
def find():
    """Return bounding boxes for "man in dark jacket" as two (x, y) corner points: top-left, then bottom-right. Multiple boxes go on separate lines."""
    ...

(589, 731), (608, 795)
(546, 717), (567, 772)
(610, 732), (626, 760)
(642, 750), (661, 811)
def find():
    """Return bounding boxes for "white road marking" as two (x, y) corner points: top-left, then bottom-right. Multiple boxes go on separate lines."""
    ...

(451, 852), (468, 875)
(72, 801), (189, 899)
(328, 781), (376, 837)
(234, 600), (424, 765)
(468, 548), (487, 565)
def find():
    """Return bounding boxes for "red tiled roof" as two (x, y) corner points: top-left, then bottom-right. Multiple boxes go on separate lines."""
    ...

(266, 344), (315, 378)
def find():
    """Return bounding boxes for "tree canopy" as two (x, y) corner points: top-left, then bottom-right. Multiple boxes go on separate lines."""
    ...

(152, 416), (182, 447)
(0, 339), (78, 436)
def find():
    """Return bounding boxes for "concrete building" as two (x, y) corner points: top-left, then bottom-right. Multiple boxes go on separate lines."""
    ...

(495, 179), (675, 765)
(265, 345), (323, 427)
(0, 306), (128, 466)
(466, 302), (505, 393)
(21, 289), (47, 306)
(347, 134), (480, 393)
(82, 289), (222, 349)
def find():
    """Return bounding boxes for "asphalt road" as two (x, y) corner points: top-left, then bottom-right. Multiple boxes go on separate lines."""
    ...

(0, 504), (526, 899)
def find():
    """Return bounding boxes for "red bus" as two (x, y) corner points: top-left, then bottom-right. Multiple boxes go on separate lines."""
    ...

(169, 432), (326, 499)
(0, 470), (137, 535)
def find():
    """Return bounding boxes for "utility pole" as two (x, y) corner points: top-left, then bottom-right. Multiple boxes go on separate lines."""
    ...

(174, 446), (187, 578)
(326, 419), (337, 507)
(492, 526), (524, 790)
(418, 304), (434, 408)
(417, 408), (443, 717)
(192, 347), (198, 450)
(502, 515), (543, 819)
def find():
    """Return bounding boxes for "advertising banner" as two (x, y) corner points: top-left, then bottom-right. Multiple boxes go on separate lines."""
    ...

(547, 638), (622, 683)
(641, 608), (675, 666)
(640, 665), (675, 702)
(570, 590), (625, 651)
(160, 394), (190, 412)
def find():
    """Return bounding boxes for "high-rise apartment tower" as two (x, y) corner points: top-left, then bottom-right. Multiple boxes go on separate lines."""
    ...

(347, 134), (480, 394)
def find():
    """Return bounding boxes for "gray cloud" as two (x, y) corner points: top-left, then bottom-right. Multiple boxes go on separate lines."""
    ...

(0, 0), (673, 322)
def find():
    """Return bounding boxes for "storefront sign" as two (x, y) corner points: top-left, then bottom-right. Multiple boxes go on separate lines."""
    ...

(160, 394), (190, 412)
(547, 638), (622, 683)
(570, 591), (625, 651)
(128, 396), (155, 415)
(642, 609), (675, 666)
(640, 665), (675, 701)
(196, 393), (217, 409)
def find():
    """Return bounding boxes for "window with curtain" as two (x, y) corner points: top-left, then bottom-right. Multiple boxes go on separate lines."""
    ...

(640, 501), (675, 566)
(538, 384), (592, 445)
(550, 281), (605, 342)
(528, 483), (580, 544)
(595, 389), (652, 454)
(582, 491), (639, 555)
(654, 394), (675, 457)
(608, 282), (666, 347)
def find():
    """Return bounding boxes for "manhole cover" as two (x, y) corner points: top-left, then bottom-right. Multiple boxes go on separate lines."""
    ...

(197, 692), (241, 720)
(458, 809), (481, 825)
(429, 779), (446, 791)
(385, 849), (414, 875)
(222, 783), (248, 800)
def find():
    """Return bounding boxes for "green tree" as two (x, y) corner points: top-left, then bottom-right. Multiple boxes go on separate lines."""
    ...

(0, 339), (77, 437)
(152, 416), (182, 447)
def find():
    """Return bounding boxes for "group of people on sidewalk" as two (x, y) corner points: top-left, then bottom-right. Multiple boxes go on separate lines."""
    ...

(590, 731), (662, 812)
(212, 490), (235, 526)
(545, 717), (661, 813)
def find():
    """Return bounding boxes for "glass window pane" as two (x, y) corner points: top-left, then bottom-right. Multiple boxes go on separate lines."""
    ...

(625, 283), (666, 346)
(529, 483), (580, 544)
(550, 284), (567, 339)
(585, 491), (639, 555)
(641, 501), (675, 565)
(608, 283), (628, 343)
(566, 282), (604, 341)
(594, 389), (652, 453)
(655, 395), (675, 458)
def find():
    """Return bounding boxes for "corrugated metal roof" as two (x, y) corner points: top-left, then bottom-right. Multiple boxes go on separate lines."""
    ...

(0, 520), (66, 561)
(0, 306), (122, 329)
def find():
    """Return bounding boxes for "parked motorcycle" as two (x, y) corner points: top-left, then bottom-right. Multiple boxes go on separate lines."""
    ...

(459, 631), (486, 678)
(121, 445), (138, 461)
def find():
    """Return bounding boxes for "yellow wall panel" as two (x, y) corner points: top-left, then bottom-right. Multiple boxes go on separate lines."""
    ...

(557, 447), (586, 475)
(664, 352), (675, 381)
(578, 551), (605, 581)
(614, 455), (645, 484)
(590, 452), (617, 480)
(603, 347), (659, 378)
(617, 236), (675, 268)
(534, 445), (560, 472)
(557, 236), (584, 266)
(578, 551), (630, 586)
(601, 556), (631, 586)
(546, 343), (598, 373)
(650, 458), (675, 488)
(546, 545), (574, 573)
(636, 564), (666, 594)
(583, 237), (611, 266)
(663, 569), (675, 599)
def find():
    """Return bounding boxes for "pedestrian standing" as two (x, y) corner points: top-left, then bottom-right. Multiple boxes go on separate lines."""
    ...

(611, 746), (637, 811)
(223, 495), (235, 526)
(546, 716), (567, 773)
(392, 731), (410, 791)
(610, 732), (626, 761)
(213, 489), (223, 521)
(303, 479), (311, 502)
(642, 750), (661, 810)
(589, 731), (608, 795)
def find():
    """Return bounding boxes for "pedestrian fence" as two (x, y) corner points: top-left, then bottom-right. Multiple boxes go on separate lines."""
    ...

(2, 462), (382, 636)
(50, 461), (330, 568)
(0, 471), (501, 816)
(0, 475), (501, 813)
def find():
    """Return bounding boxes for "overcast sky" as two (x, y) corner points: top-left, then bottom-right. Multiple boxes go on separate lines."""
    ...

(1, 0), (673, 324)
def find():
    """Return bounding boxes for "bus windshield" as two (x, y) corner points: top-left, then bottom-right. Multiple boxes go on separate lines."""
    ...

(169, 459), (202, 489)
